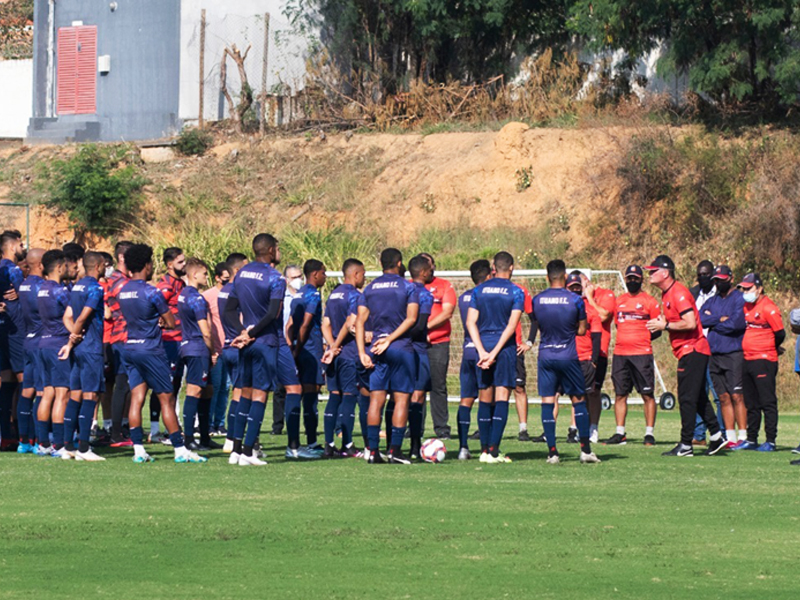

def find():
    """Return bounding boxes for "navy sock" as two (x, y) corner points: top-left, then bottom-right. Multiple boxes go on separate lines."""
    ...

(358, 395), (369, 446)
(36, 417), (50, 448)
(243, 401), (266, 451)
(302, 392), (319, 445)
(285, 393), (302, 449)
(169, 430), (184, 448)
(489, 401), (509, 452)
(367, 424), (380, 452)
(390, 426), (406, 450)
(233, 397), (252, 441)
(198, 396), (211, 444)
(130, 426), (144, 446)
(323, 393), (342, 446)
(182, 395), (200, 443)
(541, 404), (556, 453)
(226, 399), (239, 440)
(78, 400), (97, 452)
(339, 394), (357, 447)
(52, 421), (65, 450)
(384, 400), (395, 451)
(63, 399), (81, 449)
(478, 402), (492, 451)
(409, 402), (424, 441)
(0, 381), (18, 441)
(457, 405), (471, 449)
(573, 400), (591, 452)
(17, 393), (33, 442)
(32, 396), (41, 443)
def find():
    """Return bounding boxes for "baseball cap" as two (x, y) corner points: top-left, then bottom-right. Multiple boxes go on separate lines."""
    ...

(566, 272), (583, 288)
(643, 255), (675, 271)
(625, 265), (644, 279)
(711, 265), (733, 281)
(790, 308), (800, 328)
(738, 272), (762, 288)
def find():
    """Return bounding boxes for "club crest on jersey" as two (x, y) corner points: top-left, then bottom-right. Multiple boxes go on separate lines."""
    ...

(372, 282), (399, 289)
(636, 303), (643, 310)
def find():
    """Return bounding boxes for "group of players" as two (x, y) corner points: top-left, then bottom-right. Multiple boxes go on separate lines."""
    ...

(0, 228), (796, 465)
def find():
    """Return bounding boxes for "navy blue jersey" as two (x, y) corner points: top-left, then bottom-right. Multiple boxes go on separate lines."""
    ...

(217, 282), (239, 348)
(178, 286), (210, 357)
(359, 272), (419, 352)
(412, 282), (434, 354)
(469, 278), (525, 348)
(290, 283), (323, 356)
(68, 276), (105, 355)
(531, 287), (586, 361)
(19, 275), (45, 350)
(0, 258), (24, 335)
(459, 288), (474, 348)
(231, 261), (286, 347)
(118, 279), (170, 353)
(325, 283), (360, 361)
(37, 279), (71, 350)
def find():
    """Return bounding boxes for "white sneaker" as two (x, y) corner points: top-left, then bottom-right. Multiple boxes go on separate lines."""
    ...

(458, 448), (472, 460)
(59, 448), (75, 460)
(75, 449), (106, 462)
(479, 452), (499, 464)
(589, 430), (599, 444)
(580, 451), (601, 464)
(222, 439), (234, 454)
(228, 451), (240, 465)
(495, 453), (513, 463)
(546, 454), (560, 465)
(238, 453), (267, 466)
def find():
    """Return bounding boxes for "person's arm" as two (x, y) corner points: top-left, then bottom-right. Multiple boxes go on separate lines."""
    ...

(321, 316), (336, 348)
(408, 310), (431, 340)
(222, 294), (244, 335)
(355, 304), (373, 368)
(527, 318), (539, 346)
(160, 309), (176, 330)
(427, 302), (454, 330)
(465, 307), (486, 357)
(245, 298), (282, 339)
(700, 300), (721, 329)
(484, 309), (522, 364)
(648, 309), (696, 333)
(577, 319), (588, 337)
(198, 317), (214, 354)
(583, 283), (612, 323)
(591, 332), (602, 365)
(371, 302), (419, 355)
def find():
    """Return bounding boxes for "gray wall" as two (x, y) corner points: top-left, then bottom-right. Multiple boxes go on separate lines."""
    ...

(31, 0), (181, 142)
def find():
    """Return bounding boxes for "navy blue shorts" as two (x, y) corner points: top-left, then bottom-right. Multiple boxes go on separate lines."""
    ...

(414, 350), (432, 392)
(538, 358), (586, 398)
(460, 346), (479, 399)
(40, 347), (73, 388)
(297, 349), (325, 386)
(0, 331), (25, 373)
(241, 343), (277, 392)
(124, 349), (174, 394)
(182, 354), (211, 388)
(326, 355), (358, 395)
(276, 343), (300, 387)
(23, 346), (43, 392)
(221, 347), (242, 389)
(111, 342), (128, 376)
(356, 358), (371, 392)
(369, 345), (415, 395)
(70, 347), (105, 393)
(478, 344), (516, 389)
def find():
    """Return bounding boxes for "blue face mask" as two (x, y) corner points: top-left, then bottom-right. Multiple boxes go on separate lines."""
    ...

(743, 290), (757, 303)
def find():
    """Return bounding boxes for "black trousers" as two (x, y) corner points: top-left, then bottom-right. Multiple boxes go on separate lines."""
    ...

(677, 351), (719, 445)
(272, 386), (286, 433)
(428, 342), (451, 436)
(743, 359), (779, 444)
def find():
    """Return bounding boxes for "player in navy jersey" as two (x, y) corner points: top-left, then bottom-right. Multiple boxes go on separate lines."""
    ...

(219, 252), (248, 455)
(16, 248), (44, 454)
(465, 252), (524, 464)
(118, 244), (206, 464)
(225, 233), (286, 466)
(456, 259), (492, 460)
(408, 255), (435, 460)
(0, 230), (26, 451)
(62, 251), (106, 461)
(321, 258), (366, 458)
(531, 259), (600, 464)
(177, 258), (219, 453)
(356, 248), (420, 464)
(288, 259), (328, 455)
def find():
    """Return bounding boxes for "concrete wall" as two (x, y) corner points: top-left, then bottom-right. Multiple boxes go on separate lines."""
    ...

(0, 60), (33, 138)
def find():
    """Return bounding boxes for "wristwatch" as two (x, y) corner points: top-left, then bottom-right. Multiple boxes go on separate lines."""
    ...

(525, 340), (533, 347)
(664, 321), (670, 331)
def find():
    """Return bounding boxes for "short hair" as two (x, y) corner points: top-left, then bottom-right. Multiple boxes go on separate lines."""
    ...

(493, 251), (514, 273)
(252, 233), (278, 258)
(162, 247), (183, 265)
(225, 252), (248, 272)
(419, 252), (435, 268)
(408, 254), (430, 279)
(547, 259), (566, 280)
(470, 259), (491, 285)
(214, 262), (229, 279)
(125, 244), (153, 274)
(283, 264), (301, 277)
(342, 258), (364, 275)
(184, 257), (207, 277)
(62, 242), (85, 262)
(99, 251), (114, 266)
(82, 251), (103, 271)
(303, 259), (324, 278)
(380, 248), (402, 271)
(114, 241), (133, 261)
(42, 250), (65, 275)
(0, 230), (21, 249)
(697, 260), (714, 272)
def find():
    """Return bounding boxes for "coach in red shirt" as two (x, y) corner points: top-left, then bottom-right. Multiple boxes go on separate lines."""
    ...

(421, 253), (457, 439)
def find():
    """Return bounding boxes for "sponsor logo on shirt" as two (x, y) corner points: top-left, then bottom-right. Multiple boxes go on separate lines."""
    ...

(482, 287), (509, 295)
(239, 271), (264, 281)
(73, 285), (86, 292)
(539, 297), (568, 305)
(37, 290), (49, 297)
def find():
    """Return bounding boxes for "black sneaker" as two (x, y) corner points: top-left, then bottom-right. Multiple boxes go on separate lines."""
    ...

(367, 449), (385, 464)
(530, 432), (546, 443)
(469, 430), (481, 441)
(643, 434), (656, 446)
(388, 449), (412, 465)
(662, 444), (693, 457)
(517, 430), (531, 442)
(705, 437), (727, 456)
(214, 426), (228, 437)
(791, 458), (800, 466)
(185, 441), (203, 451)
(322, 445), (343, 459)
(438, 432), (452, 441)
(603, 433), (627, 445)
(197, 439), (223, 451)
(340, 445), (362, 458)
(566, 428), (579, 444)
(409, 441), (422, 461)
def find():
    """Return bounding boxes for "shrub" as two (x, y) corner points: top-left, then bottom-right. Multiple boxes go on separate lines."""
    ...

(176, 127), (214, 156)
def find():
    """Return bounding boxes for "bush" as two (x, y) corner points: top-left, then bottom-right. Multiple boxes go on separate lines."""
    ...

(47, 144), (147, 239)
(176, 128), (214, 156)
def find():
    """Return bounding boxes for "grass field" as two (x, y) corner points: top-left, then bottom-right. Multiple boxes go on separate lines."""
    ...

(2, 409), (799, 600)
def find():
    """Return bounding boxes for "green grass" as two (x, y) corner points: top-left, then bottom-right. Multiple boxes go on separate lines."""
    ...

(2, 410), (800, 599)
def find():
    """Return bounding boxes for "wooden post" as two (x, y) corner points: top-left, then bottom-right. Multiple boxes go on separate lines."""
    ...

(199, 9), (206, 129)
(260, 13), (270, 135)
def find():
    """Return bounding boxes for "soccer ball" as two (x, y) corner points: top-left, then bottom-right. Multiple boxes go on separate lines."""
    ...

(420, 438), (447, 463)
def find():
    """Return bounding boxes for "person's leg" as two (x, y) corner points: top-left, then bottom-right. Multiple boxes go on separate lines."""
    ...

(127, 382), (150, 460)
(0, 368), (19, 448)
(427, 341), (451, 438)
(677, 354), (700, 448)
(457, 397), (475, 452)
(284, 384), (302, 450)
(271, 386), (286, 434)
(742, 360), (760, 444)
(409, 390), (425, 457)
(301, 382), (320, 448)
(207, 357), (225, 431)
(366, 390), (387, 458)
(489, 386), (511, 458)
(757, 360), (779, 445)
(110, 345), (130, 443)
(63, 390), (82, 452)
(610, 355), (631, 440)
(78, 393), (99, 455)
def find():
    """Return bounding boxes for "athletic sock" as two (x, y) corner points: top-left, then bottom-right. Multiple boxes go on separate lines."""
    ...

(457, 405), (471, 449)
(541, 404), (556, 452)
(63, 399), (81, 449)
(36, 417), (50, 448)
(169, 430), (184, 449)
(78, 400), (97, 453)
(285, 393), (302, 449)
(358, 395), (370, 447)
(130, 426), (144, 446)
(233, 397), (252, 441)
(302, 392), (319, 446)
(17, 393), (33, 442)
(323, 392), (342, 446)
(243, 401), (266, 452)
(367, 425), (380, 452)
(52, 421), (65, 450)
(726, 429), (736, 442)
(573, 401), (590, 438)
(32, 396), (41, 443)
(338, 394), (357, 447)
(409, 402), (424, 441)
(519, 421), (528, 433)
(198, 396), (211, 445)
(390, 426), (406, 450)
(477, 402), (492, 452)
(645, 426), (654, 436)
(709, 431), (722, 442)
(489, 400), (509, 450)
(384, 400), (395, 452)
(226, 399), (239, 440)
(616, 425), (626, 435)
(182, 395), (200, 444)
(738, 430), (747, 441)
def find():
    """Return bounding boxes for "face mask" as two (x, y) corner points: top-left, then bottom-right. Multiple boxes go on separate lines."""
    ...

(743, 290), (757, 303)
(105, 266), (114, 278)
(289, 277), (303, 291)
(716, 280), (731, 295)
(697, 274), (714, 293)
(625, 280), (642, 294)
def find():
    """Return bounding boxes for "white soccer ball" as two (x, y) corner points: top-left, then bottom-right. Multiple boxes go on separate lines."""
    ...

(420, 438), (447, 463)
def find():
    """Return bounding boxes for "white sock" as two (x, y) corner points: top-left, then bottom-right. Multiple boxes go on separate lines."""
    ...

(150, 422), (160, 436)
(133, 444), (147, 458)
(616, 425), (625, 435)
(91, 418), (98, 429)
(103, 419), (112, 430)
(726, 429), (736, 441)
(175, 445), (188, 457)
(519, 422), (528, 433)
(590, 424), (598, 435)
(645, 426), (654, 436)
(709, 431), (722, 442)
(738, 430), (747, 441)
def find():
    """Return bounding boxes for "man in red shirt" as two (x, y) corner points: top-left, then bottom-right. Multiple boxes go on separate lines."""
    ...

(607, 265), (661, 445)
(582, 276), (616, 443)
(421, 253), (456, 439)
(644, 255), (726, 457)
(567, 272), (603, 396)
(105, 240), (133, 446)
(735, 273), (785, 452)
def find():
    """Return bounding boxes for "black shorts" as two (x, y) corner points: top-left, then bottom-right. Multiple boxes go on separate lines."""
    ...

(581, 361), (596, 394)
(593, 355), (608, 390)
(515, 353), (527, 388)
(612, 354), (655, 397)
(709, 351), (744, 397)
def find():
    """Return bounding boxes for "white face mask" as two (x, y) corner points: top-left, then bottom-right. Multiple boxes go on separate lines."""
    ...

(105, 266), (115, 278)
(743, 291), (757, 304)
(289, 277), (303, 291)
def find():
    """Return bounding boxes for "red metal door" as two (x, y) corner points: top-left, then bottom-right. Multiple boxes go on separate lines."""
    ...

(57, 26), (97, 115)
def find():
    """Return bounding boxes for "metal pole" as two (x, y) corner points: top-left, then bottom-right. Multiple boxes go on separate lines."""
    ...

(199, 9), (206, 129)
(260, 13), (270, 135)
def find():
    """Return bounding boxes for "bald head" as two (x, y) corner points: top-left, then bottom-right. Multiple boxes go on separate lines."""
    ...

(25, 248), (44, 277)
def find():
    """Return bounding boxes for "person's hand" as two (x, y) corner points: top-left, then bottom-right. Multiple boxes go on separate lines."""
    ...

(719, 316), (728, 322)
(0, 301), (6, 313)
(365, 331), (373, 345)
(477, 350), (495, 369)
(69, 333), (83, 345)
(211, 352), (219, 366)
(778, 346), (786, 356)
(371, 337), (390, 355)
(231, 332), (253, 348)
(582, 280), (595, 298)
(322, 347), (339, 365)
(4, 289), (18, 302)
(646, 315), (666, 333)
(360, 352), (374, 370)
(158, 316), (167, 329)
(58, 344), (71, 360)
(517, 343), (531, 356)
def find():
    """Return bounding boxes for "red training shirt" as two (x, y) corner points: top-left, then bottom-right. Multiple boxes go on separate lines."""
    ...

(593, 287), (616, 357)
(613, 291), (661, 356)
(661, 281), (710, 359)
(514, 282), (534, 346)
(576, 302), (603, 362)
(425, 276), (457, 345)
(743, 295), (783, 362)
(156, 273), (184, 342)
(104, 270), (129, 345)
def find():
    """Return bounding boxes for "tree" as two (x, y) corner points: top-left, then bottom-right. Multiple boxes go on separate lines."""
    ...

(0, 0), (34, 59)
